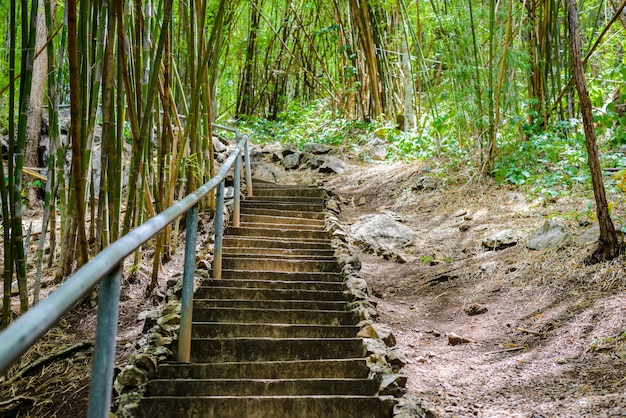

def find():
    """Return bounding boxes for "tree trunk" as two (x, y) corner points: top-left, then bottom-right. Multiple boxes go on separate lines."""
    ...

(567, 0), (621, 263)
(24, 3), (49, 208)
(67, 0), (89, 268)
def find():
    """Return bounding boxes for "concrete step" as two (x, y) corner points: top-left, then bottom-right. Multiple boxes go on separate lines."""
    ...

(223, 252), (336, 261)
(252, 186), (326, 198)
(195, 286), (346, 301)
(226, 227), (328, 240)
(244, 196), (325, 205)
(218, 270), (341, 282)
(194, 299), (347, 311)
(156, 359), (370, 380)
(146, 378), (378, 397)
(192, 307), (358, 325)
(223, 246), (335, 257)
(240, 214), (325, 227)
(238, 221), (325, 232)
(190, 323), (359, 339)
(138, 395), (393, 418)
(197, 280), (344, 294)
(240, 207), (325, 220)
(222, 236), (331, 250)
(186, 338), (366, 362)
(222, 257), (338, 272)
(241, 201), (324, 212)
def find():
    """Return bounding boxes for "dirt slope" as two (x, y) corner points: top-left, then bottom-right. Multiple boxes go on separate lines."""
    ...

(326, 161), (626, 418)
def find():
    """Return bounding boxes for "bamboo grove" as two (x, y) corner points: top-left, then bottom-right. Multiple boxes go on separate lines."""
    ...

(1, 0), (625, 326)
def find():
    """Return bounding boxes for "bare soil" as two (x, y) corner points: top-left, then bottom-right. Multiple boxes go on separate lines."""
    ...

(326, 161), (626, 418)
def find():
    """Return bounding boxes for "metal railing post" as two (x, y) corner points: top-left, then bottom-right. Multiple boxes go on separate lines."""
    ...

(178, 204), (198, 362)
(233, 151), (241, 227)
(212, 181), (225, 279)
(87, 265), (122, 418)
(244, 139), (253, 197)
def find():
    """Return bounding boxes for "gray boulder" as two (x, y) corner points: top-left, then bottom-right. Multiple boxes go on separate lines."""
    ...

(575, 224), (600, 245)
(282, 152), (301, 170)
(366, 137), (388, 161)
(319, 155), (348, 175)
(482, 229), (518, 250)
(302, 143), (332, 154)
(412, 176), (439, 191)
(250, 163), (284, 183)
(351, 214), (418, 262)
(527, 220), (571, 250)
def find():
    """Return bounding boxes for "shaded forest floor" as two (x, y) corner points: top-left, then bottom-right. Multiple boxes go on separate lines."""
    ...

(326, 161), (626, 418)
(1, 150), (626, 417)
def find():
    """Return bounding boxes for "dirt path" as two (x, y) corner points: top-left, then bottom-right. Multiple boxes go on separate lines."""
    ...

(326, 161), (626, 418)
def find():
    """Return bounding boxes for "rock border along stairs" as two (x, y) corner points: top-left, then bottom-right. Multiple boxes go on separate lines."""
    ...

(138, 181), (392, 417)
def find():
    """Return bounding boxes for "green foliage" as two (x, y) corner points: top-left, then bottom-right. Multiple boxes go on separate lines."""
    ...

(492, 119), (589, 194)
(238, 100), (375, 147)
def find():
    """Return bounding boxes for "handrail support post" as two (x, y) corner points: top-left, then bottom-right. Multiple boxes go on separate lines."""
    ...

(86, 265), (122, 418)
(212, 182), (225, 279)
(244, 140), (253, 197)
(233, 151), (241, 227)
(178, 204), (198, 362)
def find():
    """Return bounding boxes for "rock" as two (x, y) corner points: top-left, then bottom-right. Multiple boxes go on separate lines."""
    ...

(250, 163), (280, 183)
(479, 261), (498, 274)
(132, 352), (158, 378)
(157, 312), (180, 327)
(575, 224), (600, 245)
(213, 138), (228, 153)
(347, 255), (362, 270)
(326, 199), (341, 214)
(362, 338), (389, 356)
(355, 303), (378, 321)
(319, 155), (349, 175)
(482, 229), (518, 250)
(282, 144), (299, 156)
(346, 276), (367, 293)
(382, 211), (406, 222)
(301, 153), (325, 169)
(379, 373), (408, 397)
(250, 162), (288, 184)
(365, 138), (389, 161)
(366, 353), (392, 381)
(282, 152), (301, 170)
(271, 151), (283, 162)
(464, 304), (488, 316)
(412, 176), (438, 191)
(448, 332), (472, 346)
(527, 220), (571, 250)
(393, 394), (437, 418)
(357, 196), (367, 206)
(116, 365), (148, 389)
(302, 143), (332, 154)
(248, 149), (266, 162)
(368, 145), (388, 161)
(386, 348), (409, 370)
(10, 281), (19, 296)
(357, 323), (397, 347)
(351, 214), (418, 262)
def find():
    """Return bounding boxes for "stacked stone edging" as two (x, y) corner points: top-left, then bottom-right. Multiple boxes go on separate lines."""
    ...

(325, 190), (437, 418)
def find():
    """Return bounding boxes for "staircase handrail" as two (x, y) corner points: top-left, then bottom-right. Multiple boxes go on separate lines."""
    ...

(0, 125), (252, 418)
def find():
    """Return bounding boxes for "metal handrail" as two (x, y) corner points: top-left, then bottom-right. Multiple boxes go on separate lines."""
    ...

(0, 126), (252, 418)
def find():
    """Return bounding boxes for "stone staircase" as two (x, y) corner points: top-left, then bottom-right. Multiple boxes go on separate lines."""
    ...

(137, 182), (392, 417)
